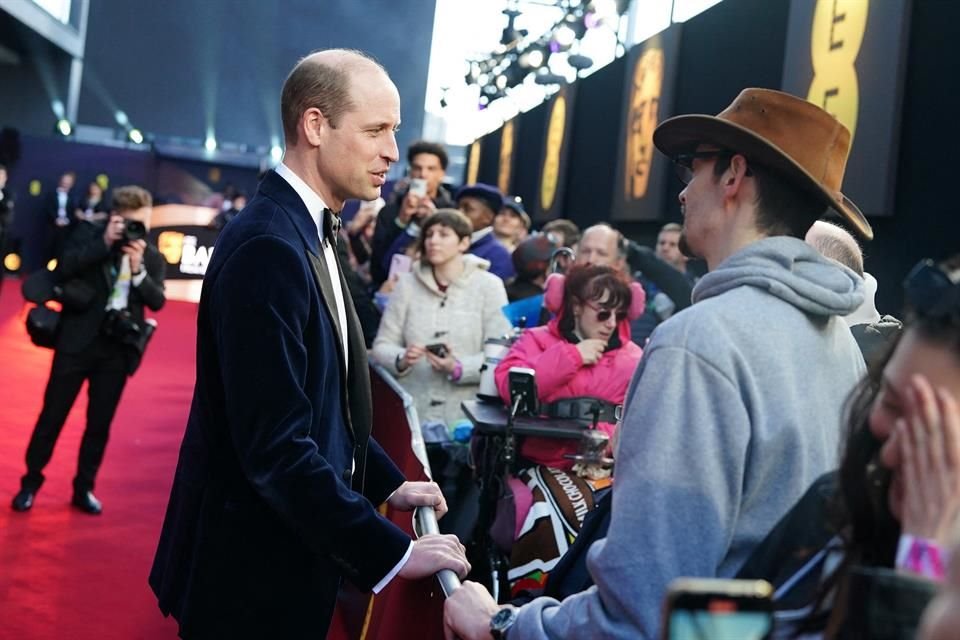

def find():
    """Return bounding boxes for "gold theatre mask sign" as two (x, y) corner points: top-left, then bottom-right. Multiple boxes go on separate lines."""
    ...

(498, 120), (516, 195)
(540, 94), (567, 212)
(466, 139), (481, 186)
(807, 0), (868, 142)
(158, 231), (185, 265)
(625, 46), (664, 201)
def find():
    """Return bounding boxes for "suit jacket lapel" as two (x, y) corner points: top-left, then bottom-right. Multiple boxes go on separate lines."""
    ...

(306, 251), (347, 379)
(333, 248), (373, 448)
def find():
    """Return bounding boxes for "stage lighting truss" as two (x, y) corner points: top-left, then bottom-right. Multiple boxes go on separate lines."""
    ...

(458, 0), (627, 112)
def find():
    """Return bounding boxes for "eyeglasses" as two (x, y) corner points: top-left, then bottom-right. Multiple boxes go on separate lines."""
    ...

(904, 259), (960, 317)
(673, 150), (730, 185)
(673, 150), (753, 185)
(584, 301), (627, 323)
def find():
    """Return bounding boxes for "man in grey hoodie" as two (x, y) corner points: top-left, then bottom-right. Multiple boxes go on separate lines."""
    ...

(445, 89), (871, 640)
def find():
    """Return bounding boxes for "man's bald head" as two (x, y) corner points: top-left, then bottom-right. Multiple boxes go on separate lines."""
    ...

(805, 220), (864, 276)
(576, 224), (626, 269)
(281, 49), (388, 145)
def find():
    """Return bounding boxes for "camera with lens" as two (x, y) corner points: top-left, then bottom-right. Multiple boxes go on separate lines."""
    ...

(122, 219), (147, 242)
(101, 308), (143, 347)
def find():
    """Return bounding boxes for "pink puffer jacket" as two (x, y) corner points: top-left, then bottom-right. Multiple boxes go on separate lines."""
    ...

(494, 314), (643, 469)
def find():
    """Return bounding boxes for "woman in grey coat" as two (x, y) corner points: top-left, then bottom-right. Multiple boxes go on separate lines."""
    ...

(372, 209), (511, 427)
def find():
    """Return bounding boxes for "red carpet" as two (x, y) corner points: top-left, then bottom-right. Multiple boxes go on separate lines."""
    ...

(0, 280), (192, 639)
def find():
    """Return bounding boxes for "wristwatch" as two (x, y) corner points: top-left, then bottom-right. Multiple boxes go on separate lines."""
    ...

(489, 607), (518, 639)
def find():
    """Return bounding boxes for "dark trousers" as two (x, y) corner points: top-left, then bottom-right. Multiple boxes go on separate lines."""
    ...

(21, 337), (128, 494)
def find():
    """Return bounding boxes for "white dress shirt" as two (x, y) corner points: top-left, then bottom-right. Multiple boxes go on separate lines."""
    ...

(273, 163), (412, 593)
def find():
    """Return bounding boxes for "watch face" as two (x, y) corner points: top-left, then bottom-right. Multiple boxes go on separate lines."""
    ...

(491, 607), (517, 636)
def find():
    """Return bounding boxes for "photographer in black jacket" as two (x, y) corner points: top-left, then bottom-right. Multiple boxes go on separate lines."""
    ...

(12, 185), (165, 514)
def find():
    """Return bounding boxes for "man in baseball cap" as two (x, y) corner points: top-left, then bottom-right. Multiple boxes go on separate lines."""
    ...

(444, 89), (870, 639)
(455, 183), (515, 281)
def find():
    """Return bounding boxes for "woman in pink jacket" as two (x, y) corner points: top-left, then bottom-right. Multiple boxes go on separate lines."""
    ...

(495, 264), (645, 469)
(493, 264), (645, 595)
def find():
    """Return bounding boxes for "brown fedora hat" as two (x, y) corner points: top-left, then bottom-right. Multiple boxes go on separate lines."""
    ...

(653, 88), (873, 240)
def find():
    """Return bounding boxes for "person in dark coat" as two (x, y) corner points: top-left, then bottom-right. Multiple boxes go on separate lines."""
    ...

(12, 185), (166, 514)
(148, 49), (468, 639)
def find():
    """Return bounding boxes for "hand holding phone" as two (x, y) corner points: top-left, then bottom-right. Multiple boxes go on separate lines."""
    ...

(409, 178), (428, 198)
(661, 578), (774, 640)
(425, 343), (448, 358)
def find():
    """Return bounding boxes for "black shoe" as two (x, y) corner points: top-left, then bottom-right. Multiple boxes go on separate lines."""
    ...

(11, 489), (35, 512)
(71, 491), (102, 515)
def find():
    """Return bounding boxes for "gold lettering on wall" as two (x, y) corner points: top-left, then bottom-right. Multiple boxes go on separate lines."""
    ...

(499, 120), (515, 194)
(467, 139), (481, 185)
(540, 94), (567, 212)
(807, 0), (868, 141)
(625, 46), (664, 201)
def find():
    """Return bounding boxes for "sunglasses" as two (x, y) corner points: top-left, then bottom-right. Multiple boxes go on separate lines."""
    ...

(904, 259), (960, 317)
(584, 301), (627, 323)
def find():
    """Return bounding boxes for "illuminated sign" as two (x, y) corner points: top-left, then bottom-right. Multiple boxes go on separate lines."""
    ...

(498, 119), (515, 194)
(612, 26), (681, 222)
(466, 139), (481, 186)
(625, 46), (665, 201)
(806, 0), (869, 142)
(782, 0), (910, 217)
(540, 93), (567, 212)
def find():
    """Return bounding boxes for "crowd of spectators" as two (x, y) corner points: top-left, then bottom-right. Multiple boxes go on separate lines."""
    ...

(3, 88), (958, 639)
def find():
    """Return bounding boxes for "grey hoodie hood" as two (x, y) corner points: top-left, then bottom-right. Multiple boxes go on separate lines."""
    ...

(692, 236), (865, 317)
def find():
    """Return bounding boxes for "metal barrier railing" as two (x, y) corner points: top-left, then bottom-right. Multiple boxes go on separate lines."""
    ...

(415, 505), (462, 597)
(371, 363), (463, 597)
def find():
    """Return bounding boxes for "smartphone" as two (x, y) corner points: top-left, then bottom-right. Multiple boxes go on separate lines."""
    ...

(508, 367), (539, 416)
(409, 177), (428, 198)
(661, 578), (774, 640)
(425, 343), (448, 358)
(388, 253), (412, 281)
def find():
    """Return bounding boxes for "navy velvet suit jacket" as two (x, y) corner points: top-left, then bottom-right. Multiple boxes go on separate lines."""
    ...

(150, 171), (410, 638)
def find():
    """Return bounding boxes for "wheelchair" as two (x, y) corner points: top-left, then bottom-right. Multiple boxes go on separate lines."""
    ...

(461, 396), (618, 602)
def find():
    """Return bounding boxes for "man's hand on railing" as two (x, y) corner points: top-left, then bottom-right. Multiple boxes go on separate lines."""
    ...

(444, 582), (507, 640)
(388, 480), (449, 519)
(398, 534), (471, 581)
(416, 506), (464, 598)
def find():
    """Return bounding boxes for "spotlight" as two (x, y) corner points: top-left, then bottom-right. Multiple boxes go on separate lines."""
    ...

(270, 145), (283, 162)
(51, 100), (65, 119)
(55, 119), (72, 137)
(567, 54), (594, 71)
(500, 8), (527, 47)
(47, 258), (58, 271)
(534, 72), (568, 85)
(204, 136), (217, 152)
(115, 110), (129, 127)
(128, 128), (144, 144)
(552, 24), (577, 50)
(519, 47), (547, 69)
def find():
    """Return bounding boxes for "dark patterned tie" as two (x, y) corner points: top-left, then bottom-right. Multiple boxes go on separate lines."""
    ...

(322, 208), (341, 246)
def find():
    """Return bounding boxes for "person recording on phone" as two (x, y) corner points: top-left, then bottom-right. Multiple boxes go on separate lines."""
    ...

(372, 209), (511, 428)
(12, 185), (165, 515)
(370, 140), (454, 287)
